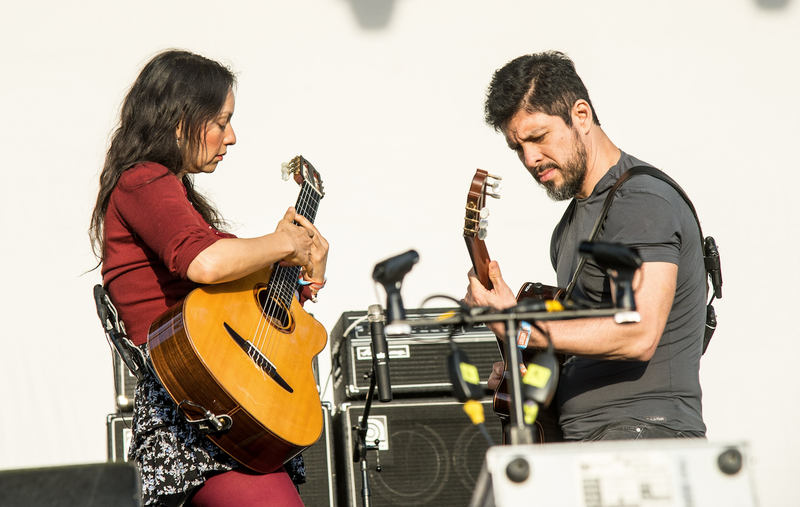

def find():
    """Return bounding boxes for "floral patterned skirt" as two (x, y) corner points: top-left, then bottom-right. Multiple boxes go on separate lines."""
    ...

(129, 346), (305, 506)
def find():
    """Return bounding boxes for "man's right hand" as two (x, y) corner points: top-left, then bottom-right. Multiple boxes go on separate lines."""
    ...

(463, 260), (518, 337)
(464, 260), (517, 309)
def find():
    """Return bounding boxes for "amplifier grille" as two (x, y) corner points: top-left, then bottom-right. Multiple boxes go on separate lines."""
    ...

(334, 398), (502, 507)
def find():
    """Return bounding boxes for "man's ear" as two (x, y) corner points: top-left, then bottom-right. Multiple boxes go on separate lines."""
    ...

(571, 100), (593, 134)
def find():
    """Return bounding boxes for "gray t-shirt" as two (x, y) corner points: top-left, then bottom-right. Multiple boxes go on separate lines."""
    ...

(550, 151), (706, 440)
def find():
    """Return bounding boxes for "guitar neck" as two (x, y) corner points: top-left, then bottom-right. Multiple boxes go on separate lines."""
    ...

(294, 181), (321, 225)
(465, 235), (493, 291)
(269, 181), (323, 307)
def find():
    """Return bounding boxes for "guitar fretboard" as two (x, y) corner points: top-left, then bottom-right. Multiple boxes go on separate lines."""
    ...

(267, 181), (323, 308)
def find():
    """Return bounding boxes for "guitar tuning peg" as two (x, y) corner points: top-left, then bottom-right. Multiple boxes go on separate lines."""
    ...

(491, 180), (502, 193)
(281, 162), (290, 181)
(478, 228), (488, 240)
(480, 207), (490, 219)
(479, 218), (489, 230)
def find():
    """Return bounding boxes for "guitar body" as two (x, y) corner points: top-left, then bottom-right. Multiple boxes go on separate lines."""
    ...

(149, 266), (327, 473)
(148, 156), (328, 473)
(491, 282), (566, 442)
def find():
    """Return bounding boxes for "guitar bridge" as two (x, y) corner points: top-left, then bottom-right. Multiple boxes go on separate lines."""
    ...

(224, 322), (294, 393)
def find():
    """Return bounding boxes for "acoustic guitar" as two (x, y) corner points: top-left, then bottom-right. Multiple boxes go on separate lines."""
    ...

(463, 169), (563, 441)
(148, 156), (327, 473)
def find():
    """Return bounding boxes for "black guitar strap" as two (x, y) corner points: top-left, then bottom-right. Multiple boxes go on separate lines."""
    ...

(563, 165), (722, 354)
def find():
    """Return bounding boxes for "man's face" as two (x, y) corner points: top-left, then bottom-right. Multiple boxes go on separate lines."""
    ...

(503, 109), (587, 201)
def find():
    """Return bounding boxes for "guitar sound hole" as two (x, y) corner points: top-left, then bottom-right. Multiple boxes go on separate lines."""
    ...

(254, 285), (294, 332)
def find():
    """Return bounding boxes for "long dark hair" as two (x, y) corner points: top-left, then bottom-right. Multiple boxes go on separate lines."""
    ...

(89, 49), (236, 263)
(485, 50), (600, 131)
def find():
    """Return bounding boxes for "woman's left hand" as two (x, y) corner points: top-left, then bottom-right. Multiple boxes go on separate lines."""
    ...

(285, 212), (328, 282)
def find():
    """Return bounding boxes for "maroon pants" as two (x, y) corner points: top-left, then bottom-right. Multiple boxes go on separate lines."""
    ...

(189, 468), (304, 507)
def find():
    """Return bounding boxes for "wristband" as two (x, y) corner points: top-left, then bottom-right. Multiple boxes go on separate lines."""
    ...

(307, 277), (326, 291)
(517, 321), (532, 349)
(299, 271), (326, 288)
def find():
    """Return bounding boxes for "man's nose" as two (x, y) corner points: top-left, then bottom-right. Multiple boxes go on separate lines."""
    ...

(520, 145), (543, 170)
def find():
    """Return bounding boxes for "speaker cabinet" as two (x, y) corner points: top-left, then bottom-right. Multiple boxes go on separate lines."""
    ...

(335, 398), (502, 506)
(300, 402), (337, 507)
(111, 350), (137, 412)
(108, 407), (336, 507)
(0, 462), (141, 507)
(108, 413), (134, 462)
(331, 307), (502, 406)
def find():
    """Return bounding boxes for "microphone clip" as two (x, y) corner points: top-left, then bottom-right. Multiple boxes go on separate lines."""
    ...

(373, 250), (419, 326)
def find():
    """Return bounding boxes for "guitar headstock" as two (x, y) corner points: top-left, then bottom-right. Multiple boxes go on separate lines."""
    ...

(463, 169), (501, 241)
(281, 155), (325, 198)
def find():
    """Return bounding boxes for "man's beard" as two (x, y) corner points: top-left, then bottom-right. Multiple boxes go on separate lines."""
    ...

(537, 130), (588, 201)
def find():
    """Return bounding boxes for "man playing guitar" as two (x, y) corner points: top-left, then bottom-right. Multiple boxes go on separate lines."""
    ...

(464, 51), (707, 443)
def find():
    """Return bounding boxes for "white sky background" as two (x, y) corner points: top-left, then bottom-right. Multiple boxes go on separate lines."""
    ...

(0, 1), (798, 505)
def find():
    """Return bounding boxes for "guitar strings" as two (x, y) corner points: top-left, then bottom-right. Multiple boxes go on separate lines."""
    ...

(248, 178), (320, 378)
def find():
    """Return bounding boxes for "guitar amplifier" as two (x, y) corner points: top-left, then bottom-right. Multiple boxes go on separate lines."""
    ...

(300, 402), (337, 507)
(111, 351), (137, 413)
(107, 406), (337, 507)
(334, 398), (502, 507)
(330, 307), (502, 406)
(107, 414), (134, 462)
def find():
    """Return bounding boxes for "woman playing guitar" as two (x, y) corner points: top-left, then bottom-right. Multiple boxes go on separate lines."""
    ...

(89, 50), (328, 507)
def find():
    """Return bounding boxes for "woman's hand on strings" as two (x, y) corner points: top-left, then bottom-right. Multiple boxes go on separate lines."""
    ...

(276, 207), (329, 281)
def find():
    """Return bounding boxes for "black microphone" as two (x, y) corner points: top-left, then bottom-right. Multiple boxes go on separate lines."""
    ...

(372, 250), (420, 289)
(578, 241), (642, 272)
(579, 241), (641, 313)
(368, 304), (393, 402)
(373, 250), (419, 335)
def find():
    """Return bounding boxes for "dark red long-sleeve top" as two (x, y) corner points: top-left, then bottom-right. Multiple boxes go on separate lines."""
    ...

(102, 162), (235, 346)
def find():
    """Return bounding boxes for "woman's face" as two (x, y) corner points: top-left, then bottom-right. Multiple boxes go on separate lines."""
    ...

(183, 88), (236, 175)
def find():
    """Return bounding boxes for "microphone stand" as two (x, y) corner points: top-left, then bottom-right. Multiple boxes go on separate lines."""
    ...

(352, 304), (393, 507)
(352, 367), (380, 507)
(501, 316), (532, 445)
(350, 250), (418, 506)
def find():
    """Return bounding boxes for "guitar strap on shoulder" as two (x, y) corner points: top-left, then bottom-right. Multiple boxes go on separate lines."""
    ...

(562, 165), (722, 354)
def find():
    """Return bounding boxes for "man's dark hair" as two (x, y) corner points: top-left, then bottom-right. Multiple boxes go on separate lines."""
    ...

(484, 51), (600, 131)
